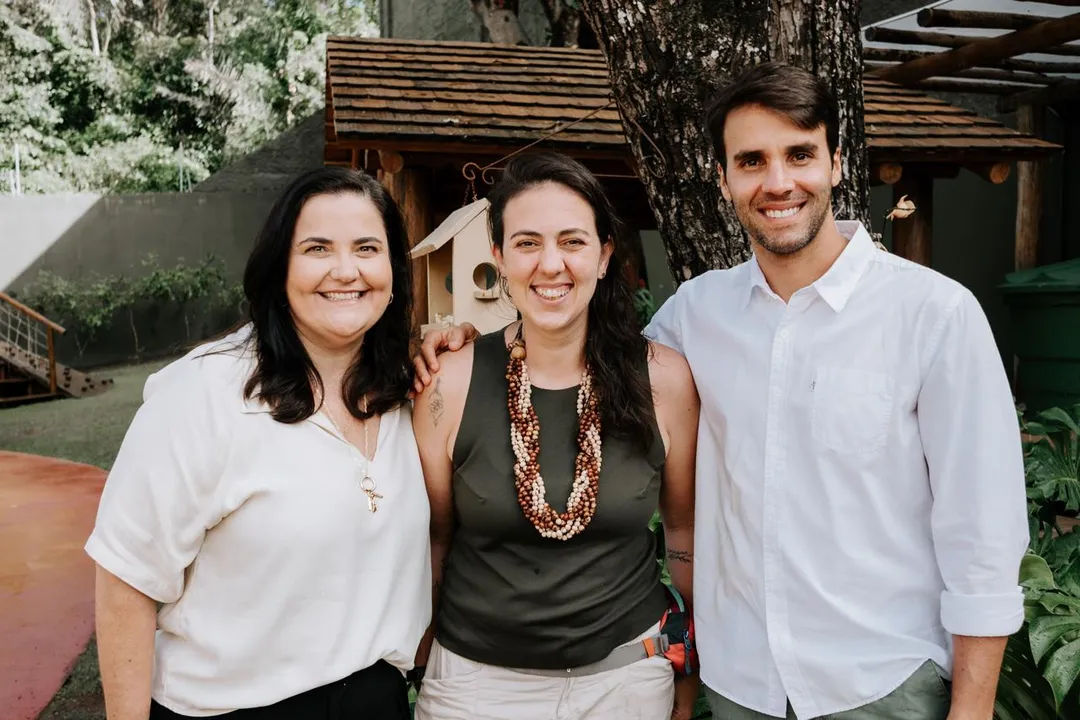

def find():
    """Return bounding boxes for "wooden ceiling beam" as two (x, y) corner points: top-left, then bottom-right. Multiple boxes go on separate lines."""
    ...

(870, 13), (1080, 85)
(917, 9), (1055, 31)
(865, 26), (1080, 58)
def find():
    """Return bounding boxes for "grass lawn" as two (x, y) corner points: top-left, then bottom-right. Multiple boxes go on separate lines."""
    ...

(0, 357), (174, 720)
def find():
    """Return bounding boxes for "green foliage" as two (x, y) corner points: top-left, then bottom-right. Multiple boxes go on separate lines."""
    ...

(0, 0), (378, 193)
(634, 286), (657, 327)
(19, 254), (244, 359)
(996, 405), (1080, 719)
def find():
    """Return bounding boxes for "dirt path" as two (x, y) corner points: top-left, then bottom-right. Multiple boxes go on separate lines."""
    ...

(0, 451), (105, 720)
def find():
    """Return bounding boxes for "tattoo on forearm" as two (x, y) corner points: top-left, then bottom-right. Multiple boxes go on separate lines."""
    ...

(667, 549), (693, 564)
(430, 378), (445, 427)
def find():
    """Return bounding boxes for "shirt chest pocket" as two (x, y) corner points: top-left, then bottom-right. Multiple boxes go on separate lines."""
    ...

(811, 366), (894, 455)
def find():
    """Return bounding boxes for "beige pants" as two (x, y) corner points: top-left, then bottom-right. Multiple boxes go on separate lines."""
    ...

(414, 622), (675, 720)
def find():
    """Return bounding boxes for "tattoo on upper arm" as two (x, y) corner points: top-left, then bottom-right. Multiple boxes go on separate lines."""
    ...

(430, 378), (445, 427)
(667, 549), (693, 564)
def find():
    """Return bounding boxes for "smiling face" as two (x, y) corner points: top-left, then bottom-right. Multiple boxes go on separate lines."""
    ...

(719, 103), (842, 257)
(285, 191), (394, 352)
(494, 182), (613, 336)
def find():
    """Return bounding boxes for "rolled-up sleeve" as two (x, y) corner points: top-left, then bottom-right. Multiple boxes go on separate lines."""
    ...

(84, 362), (234, 604)
(917, 289), (1028, 637)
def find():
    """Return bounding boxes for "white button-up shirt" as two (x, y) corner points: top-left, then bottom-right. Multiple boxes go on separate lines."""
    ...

(86, 327), (431, 715)
(645, 222), (1028, 718)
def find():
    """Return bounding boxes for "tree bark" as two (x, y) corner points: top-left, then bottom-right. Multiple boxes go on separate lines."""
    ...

(580, 1), (869, 280)
(472, 0), (528, 44)
(537, 0), (582, 47)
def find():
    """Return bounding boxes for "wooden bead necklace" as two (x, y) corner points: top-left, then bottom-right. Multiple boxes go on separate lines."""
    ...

(506, 324), (602, 541)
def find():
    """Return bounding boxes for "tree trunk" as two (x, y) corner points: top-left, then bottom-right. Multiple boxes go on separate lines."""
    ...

(85, 0), (100, 55)
(472, 0), (528, 44)
(580, 1), (869, 280)
(538, 0), (582, 47)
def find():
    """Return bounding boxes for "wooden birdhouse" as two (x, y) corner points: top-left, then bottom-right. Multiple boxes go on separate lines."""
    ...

(409, 197), (518, 336)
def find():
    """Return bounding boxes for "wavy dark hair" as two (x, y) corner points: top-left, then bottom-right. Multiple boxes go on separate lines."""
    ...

(487, 152), (654, 448)
(238, 166), (415, 423)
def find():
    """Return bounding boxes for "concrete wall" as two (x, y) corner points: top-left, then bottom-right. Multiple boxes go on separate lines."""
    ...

(1, 191), (282, 368)
(387, 0), (549, 44)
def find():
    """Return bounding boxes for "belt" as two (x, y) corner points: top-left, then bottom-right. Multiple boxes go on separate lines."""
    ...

(505, 633), (670, 678)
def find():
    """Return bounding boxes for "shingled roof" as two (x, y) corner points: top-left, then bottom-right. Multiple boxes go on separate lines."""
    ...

(325, 36), (1058, 164)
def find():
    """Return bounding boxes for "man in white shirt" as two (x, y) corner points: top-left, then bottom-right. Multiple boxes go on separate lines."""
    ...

(641, 62), (1028, 719)
(413, 61), (1028, 720)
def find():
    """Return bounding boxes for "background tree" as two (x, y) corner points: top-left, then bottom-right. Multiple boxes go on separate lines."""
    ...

(580, 0), (870, 278)
(0, 0), (378, 194)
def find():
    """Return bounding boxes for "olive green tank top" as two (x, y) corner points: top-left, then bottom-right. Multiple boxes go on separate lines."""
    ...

(435, 330), (669, 670)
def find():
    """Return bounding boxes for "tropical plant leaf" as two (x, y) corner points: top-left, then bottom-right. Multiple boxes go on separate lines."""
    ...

(1039, 407), (1080, 437)
(1045, 638), (1080, 710)
(1039, 591), (1080, 615)
(1030, 615), (1080, 663)
(1022, 553), (1059, 592)
(998, 635), (1060, 720)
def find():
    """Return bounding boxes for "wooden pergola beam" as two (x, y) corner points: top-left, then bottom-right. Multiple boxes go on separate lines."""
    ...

(870, 13), (1080, 85)
(862, 46), (1080, 75)
(864, 60), (1053, 85)
(865, 26), (1080, 58)
(999, 78), (1080, 111)
(908, 78), (1047, 95)
(917, 9), (1054, 31)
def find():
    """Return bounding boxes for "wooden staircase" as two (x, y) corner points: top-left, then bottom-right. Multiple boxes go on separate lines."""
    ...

(0, 291), (113, 406)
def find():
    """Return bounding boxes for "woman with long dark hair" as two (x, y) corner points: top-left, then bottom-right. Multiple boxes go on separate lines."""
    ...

(410, 152), (700, 719)
(87, 167), (430, 720)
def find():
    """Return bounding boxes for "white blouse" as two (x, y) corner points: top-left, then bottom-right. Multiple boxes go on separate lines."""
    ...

(85, 327), (432, 716)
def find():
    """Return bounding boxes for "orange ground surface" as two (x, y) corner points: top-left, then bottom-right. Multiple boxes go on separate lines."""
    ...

(0, 451), (105, 720)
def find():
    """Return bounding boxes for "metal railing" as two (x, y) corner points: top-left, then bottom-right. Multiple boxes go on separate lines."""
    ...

(0, 291), (65, 397)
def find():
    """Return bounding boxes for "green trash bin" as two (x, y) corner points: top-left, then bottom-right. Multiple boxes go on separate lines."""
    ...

(1000, 257), (1080, 412)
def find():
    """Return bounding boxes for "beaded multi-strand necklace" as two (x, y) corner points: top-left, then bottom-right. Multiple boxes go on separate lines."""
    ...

(505, 324), (603, 541)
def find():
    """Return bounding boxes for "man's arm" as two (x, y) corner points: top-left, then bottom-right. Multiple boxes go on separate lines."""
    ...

(916, 289), (1028, 720)
(950, 636), (1008, 720)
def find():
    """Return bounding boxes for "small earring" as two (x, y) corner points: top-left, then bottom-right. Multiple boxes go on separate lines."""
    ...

(388, 293), (394, 304)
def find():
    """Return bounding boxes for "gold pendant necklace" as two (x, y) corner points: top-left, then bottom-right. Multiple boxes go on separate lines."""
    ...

(325, 400), (383, 513)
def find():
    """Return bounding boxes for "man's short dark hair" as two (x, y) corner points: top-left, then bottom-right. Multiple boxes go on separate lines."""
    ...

(703, 61), (840, 170)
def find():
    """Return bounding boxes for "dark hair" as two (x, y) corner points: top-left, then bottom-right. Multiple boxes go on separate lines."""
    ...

(703, 61), (840, 170)
(239, 166), (415, 423)
(487, 152), (654, 449)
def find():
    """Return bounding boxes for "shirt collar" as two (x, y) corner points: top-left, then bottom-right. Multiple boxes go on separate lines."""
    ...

(812, 221), (875, 313)
(741, 220), (875, 313)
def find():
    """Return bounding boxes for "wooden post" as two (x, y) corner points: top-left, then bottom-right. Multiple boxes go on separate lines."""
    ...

(380, 165), (432, 330)
(46, 327), (56, 394)
(1015, 104), (1044, 270)
(892, 173), (934, 267)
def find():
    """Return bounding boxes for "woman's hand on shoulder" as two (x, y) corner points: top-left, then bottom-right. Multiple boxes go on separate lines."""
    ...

(412, 343), (474, 457)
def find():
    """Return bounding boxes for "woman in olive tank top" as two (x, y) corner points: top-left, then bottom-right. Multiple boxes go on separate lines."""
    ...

(411, 153), (700, 720)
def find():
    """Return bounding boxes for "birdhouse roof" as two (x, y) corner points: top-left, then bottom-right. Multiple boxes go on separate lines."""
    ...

(410, 197), (491, 259)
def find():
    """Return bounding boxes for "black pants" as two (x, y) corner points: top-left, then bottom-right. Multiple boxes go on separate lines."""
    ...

(149, 661), (410, 720)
